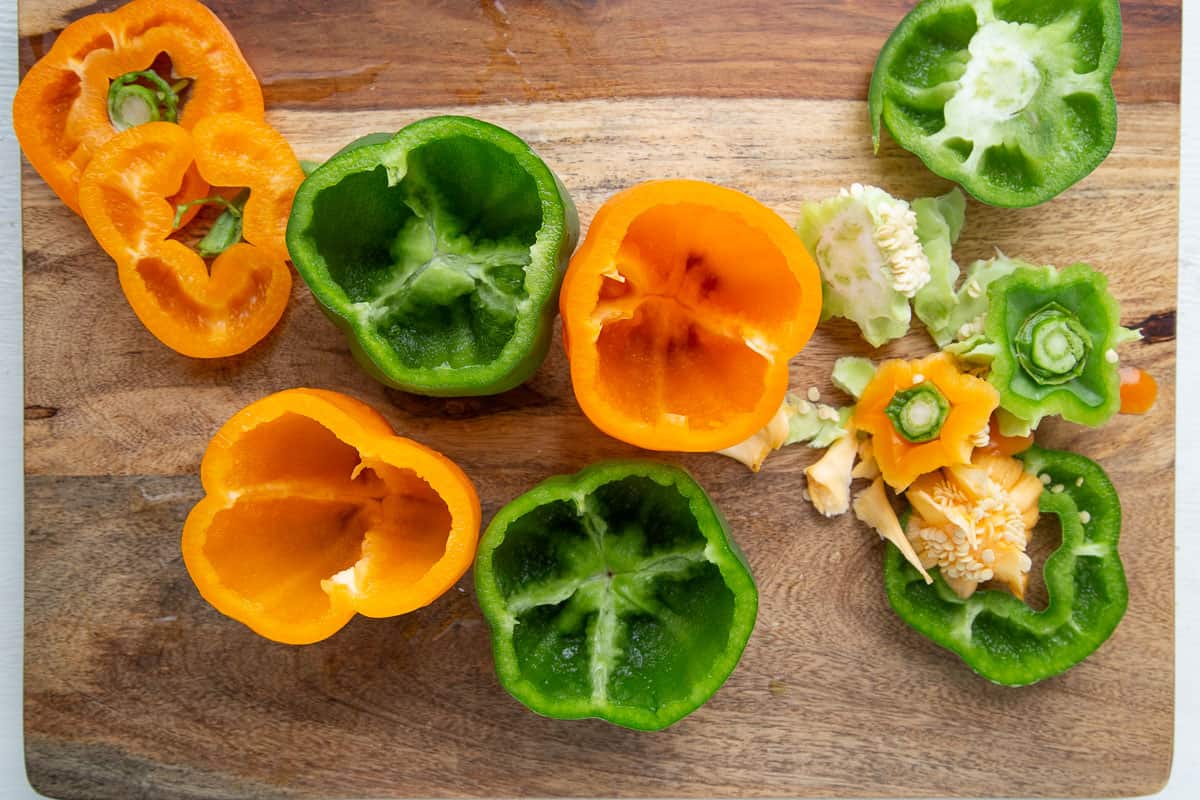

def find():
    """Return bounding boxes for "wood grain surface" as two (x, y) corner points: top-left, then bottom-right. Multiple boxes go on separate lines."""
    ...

(20, 2), (1179, 798)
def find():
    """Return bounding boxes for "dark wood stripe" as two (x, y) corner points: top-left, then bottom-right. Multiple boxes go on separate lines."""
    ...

(18, 0), (1182, 108)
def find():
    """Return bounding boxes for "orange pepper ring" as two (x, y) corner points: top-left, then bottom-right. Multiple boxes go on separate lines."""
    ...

(181, 389), (482, 645)
(78, 116), (299, 358)
(561, 180), (822, 452)
(12, 0), (264, 213)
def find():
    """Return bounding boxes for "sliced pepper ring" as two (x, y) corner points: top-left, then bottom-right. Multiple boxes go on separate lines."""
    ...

(475, 460), (757, 730)
(561, 180), (822, 452)
(78, 115), (302, 358)
(182, 388), (482, 645)
(12, 0), (264, 213)
(885, 444), (1127, 685)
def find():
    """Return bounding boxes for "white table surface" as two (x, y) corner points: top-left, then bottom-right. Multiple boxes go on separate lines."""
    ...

(1, 3), (1196, 798)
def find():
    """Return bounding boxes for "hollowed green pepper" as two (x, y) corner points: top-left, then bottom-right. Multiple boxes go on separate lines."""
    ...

(985, 262), (1131, 430)
(474, 461), (758, 730)
(869, 0), (1122, 208)
(286, 116), (579, 396)
(885, 444), (1126, 685)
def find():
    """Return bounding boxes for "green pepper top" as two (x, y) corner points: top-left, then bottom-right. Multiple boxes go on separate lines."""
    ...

(885, 445), (1127, 685)
(986, 262), (1131, 430)
(286, 116), (579, 397)
(869, 0), (1122, 208)
(474, 461), (758, 730)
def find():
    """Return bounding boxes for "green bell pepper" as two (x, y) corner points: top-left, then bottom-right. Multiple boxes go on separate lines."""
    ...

(985, 262), (1131, 430)
(869, 0), (1122, 208)
(885, 445), (1127, 685)
(286, 116), (579, 396)
(474, 461), (758, 730)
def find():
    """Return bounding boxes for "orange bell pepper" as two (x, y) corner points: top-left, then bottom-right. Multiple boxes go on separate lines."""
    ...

(854, 352), (999, 491)
(181, 389), (482, 645)
(13, 0), (263, 214)
(78, 114), (301, 358)
(560, 180), (822, 452)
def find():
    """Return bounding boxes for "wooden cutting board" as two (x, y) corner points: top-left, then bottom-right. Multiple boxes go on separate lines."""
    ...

(20, 1), (1179, 798)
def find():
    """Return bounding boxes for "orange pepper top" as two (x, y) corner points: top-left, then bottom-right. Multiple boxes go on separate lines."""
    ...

(560, 180), (822, 452)
(78, 114), (302, 358)
(854, 352), (999, 491)
(181, 389), (482, 645)
(13, 0), (264, 213)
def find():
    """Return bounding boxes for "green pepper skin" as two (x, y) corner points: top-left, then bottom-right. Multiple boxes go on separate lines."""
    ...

(287, 116), (579, 397)
(986, 263), (1123, 429)
(885, 445), (1126, 686)
(869, 0), (1122, 208)
(475, 461), (758, 730)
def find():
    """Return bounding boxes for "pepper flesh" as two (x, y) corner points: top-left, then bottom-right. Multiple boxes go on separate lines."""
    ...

(78, 115), (301, 358)
(561, 180), (822, 452)
(854, 352), (999, 491)
(13, 0), (264, 214)
(474, 460), (757, 731)
(1119, 367), (1158, 415)
(869, 0), (1121, 207)
(286, 116), (578, 397)
(182, 388), (481, 645)
(885, 445), (1127, 685)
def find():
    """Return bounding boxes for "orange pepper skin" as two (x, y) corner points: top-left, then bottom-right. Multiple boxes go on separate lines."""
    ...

(560, 180), (822, 452)
(181, 389), (482, 645)
(1119, 366), (1158, 415)
(855, 352), (999, 491)
(13, 0), (263, 214)
(78, 115), (301, 358)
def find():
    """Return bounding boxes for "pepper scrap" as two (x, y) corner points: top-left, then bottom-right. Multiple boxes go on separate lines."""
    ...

(13, 0), (264, 213)
(78, 115), (302, 358)
(717, 392), (849, 472)
(796, 184), (964, 347)
(474, 460), (757, 730)
(885, 445), (1127, 686)
(905, 452), (1043, 600)
(854, 353), (999, 491)
(562, 180), (822, 452)
(1119, 366), (1159, 415)
(286, 116), (578, 397)
(985, 262), (1132, 430)
(182, 389), (481, 645)
(869, 0), (1121, 207)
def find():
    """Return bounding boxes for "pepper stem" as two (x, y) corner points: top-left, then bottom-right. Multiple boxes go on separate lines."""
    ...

(172, 189), (250, 258)
(1014, 302), (1091, 385)
(885, 383), (950, 443)
(107, 70), (187, 131)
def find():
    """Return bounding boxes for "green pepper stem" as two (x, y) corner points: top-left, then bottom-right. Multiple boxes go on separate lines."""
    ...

(107, 70), (185, 131)
(172, 190), (250, 258)
(885, 383), (950, 443)
(1014, 302), (1091, 385)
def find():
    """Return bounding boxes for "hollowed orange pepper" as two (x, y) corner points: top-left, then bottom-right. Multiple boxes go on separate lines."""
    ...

(78, 114), (301, 358)
(182, 389), (482, 645)
(13, 0), (263, 213)
(854, 352), (999, 491)
(560, 180), (822, 452)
